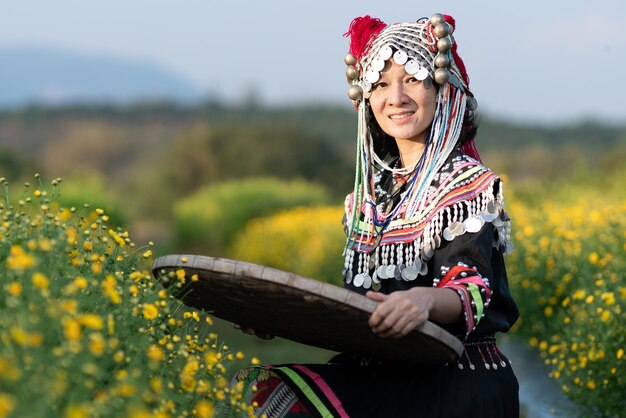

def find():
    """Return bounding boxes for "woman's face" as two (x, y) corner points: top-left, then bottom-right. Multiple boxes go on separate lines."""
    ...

(368, 60), (437, 145)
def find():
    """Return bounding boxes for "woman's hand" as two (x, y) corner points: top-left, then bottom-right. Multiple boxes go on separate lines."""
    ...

(366, 287), (463, 338)
(233, 324), (274, 340)
(366, 288), (435, 338)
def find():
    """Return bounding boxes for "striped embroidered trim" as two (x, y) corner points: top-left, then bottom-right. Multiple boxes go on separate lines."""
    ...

(435, 262), (492, 338)
(272, 365), (349, 418)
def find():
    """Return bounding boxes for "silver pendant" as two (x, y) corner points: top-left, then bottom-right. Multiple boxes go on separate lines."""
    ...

(386, 265), (397, 279)
(377, 265), (388, 279)
(353, 273), (365, 287)
(401, 265), (418, 281)
(362, 274), (372, 289)
(464, 217), (483, 233)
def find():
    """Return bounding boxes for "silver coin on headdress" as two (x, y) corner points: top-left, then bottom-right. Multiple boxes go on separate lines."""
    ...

(405, 59), (420, 75)
(365, 70), (380, 83)
(379, 45), (393, 61)
(393, 50), (408, 65)
(372, 57), (385, 72)
(416, 67), (430, 81)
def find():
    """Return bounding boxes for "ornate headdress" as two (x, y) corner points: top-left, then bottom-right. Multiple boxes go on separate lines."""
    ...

(341, 14), (511, 290)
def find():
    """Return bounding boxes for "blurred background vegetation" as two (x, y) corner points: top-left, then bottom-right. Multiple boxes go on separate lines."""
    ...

(1, 101), (625, 415)
(2, 100), (623, 249)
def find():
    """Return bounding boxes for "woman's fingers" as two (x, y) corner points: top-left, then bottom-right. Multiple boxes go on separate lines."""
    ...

(369, 290), (430, 338)
(366, 291), (388, 302)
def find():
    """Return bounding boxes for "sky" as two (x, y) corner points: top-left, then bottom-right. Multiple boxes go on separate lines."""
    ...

(1, 0), (625, 123)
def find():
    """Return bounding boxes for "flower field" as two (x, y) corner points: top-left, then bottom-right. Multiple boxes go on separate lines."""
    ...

(506, 188), (625, 417)
(0, 177), (256, 418)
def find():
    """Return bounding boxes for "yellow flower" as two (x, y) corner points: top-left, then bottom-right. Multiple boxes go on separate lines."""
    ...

(543, 306), (553, 317)
(38, 238), (53, 251)
(7, 282), (22, 296)
(251, 357), (261, 366)
(205, 352), (219, 368)
(176, 269), (186, 282)
(586, 380), (596, 390)
(108, 229), (126, 247)
(6, 245), (35, 270)
(183, 311), (200, 322)
(147, 345), (163, 362)
(32, 272), (50, 290)
(66, 227), (78, 245)
(129, 285), (139, 296)
(142, 303), (159, 320)
(600, 311), (611, 322)
(61, 300), (78, 314)
(79, 314), (103, 330)
(601, 292), (615, 305)
(0, 393), (16, 418)
(572, 289), (586, 300)
(194, 400), (214, 418)
(102, 275), (121, 304)
(588, 252), (599, 264)
(236, 351), (244, 360)
(142, 250), (153, 259)
(64, 319), (82, 341)
(74, 276), (88, 289)
(150, 377), (162, 393)
(617, 348), (624, 360)
(89, 333), (106, 356)
(129, 271), (143, 281)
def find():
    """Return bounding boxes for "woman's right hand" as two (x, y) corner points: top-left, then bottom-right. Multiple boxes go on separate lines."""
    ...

(233, 324), (274, 340)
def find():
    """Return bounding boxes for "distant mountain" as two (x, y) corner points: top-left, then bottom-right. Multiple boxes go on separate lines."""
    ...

(0, 45), (204, 107)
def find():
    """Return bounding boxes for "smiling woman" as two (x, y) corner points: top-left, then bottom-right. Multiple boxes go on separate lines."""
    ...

(368, 60), (437, 168)
(224, 13), (520, 418)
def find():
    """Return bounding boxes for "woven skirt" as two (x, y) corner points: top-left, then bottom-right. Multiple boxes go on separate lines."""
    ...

(217, 336), (519, 418)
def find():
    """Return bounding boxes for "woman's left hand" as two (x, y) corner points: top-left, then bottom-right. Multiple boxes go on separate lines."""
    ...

(366, 288), (435, 338)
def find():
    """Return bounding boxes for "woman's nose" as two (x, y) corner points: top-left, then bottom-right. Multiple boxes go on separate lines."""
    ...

(387, 83), (408, 106)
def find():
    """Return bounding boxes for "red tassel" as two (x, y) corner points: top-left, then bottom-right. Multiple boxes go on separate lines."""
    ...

(344, 16), (387, 62)
(444, 14), (469, 87)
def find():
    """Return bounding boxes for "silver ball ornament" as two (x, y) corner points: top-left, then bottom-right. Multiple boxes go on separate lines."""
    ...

(344, 53), (357, 66)
(445, 22), (454, 35)
(348, 84), (363, 101)
(434, 54), (451, 68)
(430, 13), (445, 26)
(437, 36), (452, 52)
(433, 24), (449, 38)
(434, 68), (450, 84)
(345, 65), (359, 81)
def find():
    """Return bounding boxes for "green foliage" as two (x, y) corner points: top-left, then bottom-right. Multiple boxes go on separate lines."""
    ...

(173, 178), (330, 255)
(55, 174), (127, 227)
(163, 122), (353, 198)
(0, 178), (253, 418)
(230, 206), (345, 285)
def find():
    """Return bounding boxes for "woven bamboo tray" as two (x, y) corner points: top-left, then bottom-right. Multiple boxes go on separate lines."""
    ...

(152, 254), (463, 365)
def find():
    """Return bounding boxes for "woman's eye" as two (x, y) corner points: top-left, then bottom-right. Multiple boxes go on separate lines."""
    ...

(406, 77), (418, 84)
(372, 82), (387, 90)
